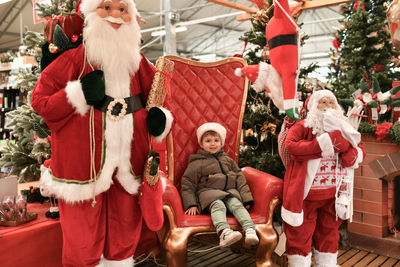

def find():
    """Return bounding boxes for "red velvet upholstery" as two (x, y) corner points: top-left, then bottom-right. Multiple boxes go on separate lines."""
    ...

(166, 57), (246, 190)
(159, 56), (283, 267)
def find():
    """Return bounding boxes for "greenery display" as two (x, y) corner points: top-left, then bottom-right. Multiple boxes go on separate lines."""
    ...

(328, 0), (400, 99)
(388, 121), (400, 145)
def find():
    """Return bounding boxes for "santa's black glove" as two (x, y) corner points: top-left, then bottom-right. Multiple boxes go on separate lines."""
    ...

(146, 107), (166, 137)
(81, 70), (106, 106)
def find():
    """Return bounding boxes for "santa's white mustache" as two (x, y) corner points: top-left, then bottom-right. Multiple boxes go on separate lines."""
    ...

(104, 16), (125, 24)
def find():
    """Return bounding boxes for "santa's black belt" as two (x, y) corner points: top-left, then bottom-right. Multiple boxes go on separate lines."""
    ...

(94, 94), (143, 121)
(268, 34), (297, 50)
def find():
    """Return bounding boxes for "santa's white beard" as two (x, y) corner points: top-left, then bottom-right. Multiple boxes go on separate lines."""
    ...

(83, 12), (142, 79)
(304, 106), (345, 135)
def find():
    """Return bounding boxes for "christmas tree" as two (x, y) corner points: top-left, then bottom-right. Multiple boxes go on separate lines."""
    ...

(0, 0), (79, 182)
(238, 0), (317, 178)
(328, 0), (400, 99)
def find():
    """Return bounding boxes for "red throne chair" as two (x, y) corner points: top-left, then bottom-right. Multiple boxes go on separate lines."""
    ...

(158, 56), (283, 267)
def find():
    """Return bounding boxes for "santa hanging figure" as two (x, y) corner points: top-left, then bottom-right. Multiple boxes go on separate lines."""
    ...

(235, 0), (300, 121)
(31, 0), (173, 266)
(282, 90), (364, 266)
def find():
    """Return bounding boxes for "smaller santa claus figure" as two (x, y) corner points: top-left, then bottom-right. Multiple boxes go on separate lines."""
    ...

(282, 90), (365, 266)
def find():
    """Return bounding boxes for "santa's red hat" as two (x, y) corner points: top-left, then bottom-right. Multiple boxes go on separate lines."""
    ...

(235, 62), (272, 93)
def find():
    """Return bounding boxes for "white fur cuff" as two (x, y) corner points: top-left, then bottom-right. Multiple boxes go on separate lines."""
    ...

(95, 255), (134, 267)
(281, 206), (303, 227)
(314, 250), (338, 267)
(153, 107), (173, 143)
(353, 146), (364, 169)
(287, 253), (311, 266)
(65, 80), (90, 116)
(283, 99), (299, 110)
(317, 133), (334, 157)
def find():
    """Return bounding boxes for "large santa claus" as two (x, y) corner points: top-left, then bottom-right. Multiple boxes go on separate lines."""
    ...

(282, 90), (364, 266)
(31, 0), (173, 266)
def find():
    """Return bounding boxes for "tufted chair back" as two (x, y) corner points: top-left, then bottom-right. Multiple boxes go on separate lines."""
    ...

(165, 56), (248, 190)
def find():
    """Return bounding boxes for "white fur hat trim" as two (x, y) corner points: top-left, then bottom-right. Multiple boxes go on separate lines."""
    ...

(307, 89), (337, 111)
(197, 122), (227, 146)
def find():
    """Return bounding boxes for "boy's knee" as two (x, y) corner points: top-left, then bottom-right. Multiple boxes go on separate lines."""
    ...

(210, 199), (226, 211)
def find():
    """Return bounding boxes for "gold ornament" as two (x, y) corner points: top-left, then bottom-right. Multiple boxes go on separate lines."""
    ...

(245, 128), (254, 137)
(48, 43), (59, 53)
(373, 43), (385, 50)
(368, 32), (378, 38)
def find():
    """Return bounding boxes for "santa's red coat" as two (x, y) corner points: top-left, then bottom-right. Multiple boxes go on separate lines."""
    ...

(31, 44), (164, 231)
(282, 120), (365, 226)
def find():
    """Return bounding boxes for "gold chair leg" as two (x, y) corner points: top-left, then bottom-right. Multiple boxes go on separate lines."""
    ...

(255, 223), (278, 267)
(164, 227), (192, 267)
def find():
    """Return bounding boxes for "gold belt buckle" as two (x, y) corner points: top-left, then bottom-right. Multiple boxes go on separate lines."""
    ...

(106, 98), (128, 121)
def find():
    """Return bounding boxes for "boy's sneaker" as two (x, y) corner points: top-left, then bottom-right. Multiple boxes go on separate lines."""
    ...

(245, 228), (259, 246)
(219, 228), (242, 247)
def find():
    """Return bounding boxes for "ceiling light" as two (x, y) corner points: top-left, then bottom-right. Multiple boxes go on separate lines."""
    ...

(151, 26), (188, 37)
(0, 0), (12, 4)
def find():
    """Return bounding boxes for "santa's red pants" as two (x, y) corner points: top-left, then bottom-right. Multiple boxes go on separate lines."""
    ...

(284, 198), (342, 256)
(58, 181), (142, 267)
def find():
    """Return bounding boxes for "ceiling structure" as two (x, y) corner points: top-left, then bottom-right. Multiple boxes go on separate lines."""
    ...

(0, 0), (345, 75)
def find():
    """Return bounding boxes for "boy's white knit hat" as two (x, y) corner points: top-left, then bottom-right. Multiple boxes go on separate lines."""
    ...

(197, 122), (227, 146)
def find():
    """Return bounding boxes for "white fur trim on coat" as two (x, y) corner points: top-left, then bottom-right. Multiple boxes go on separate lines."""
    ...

(65, 80), (90, 116)
(314, 250), (338, 267)
(153, 107), (173, 143)
(287, 253), (311, 267)
(40, 167), (113, 204)
(317, 132), (334, 157)
(281, 206), (303, 227)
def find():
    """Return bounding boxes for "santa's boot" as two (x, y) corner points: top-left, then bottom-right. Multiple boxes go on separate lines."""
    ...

(287, 253), (311, 267)
(314, 250), (339, 267)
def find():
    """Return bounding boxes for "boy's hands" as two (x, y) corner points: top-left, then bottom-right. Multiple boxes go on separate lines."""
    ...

(185, 206), (200, 216)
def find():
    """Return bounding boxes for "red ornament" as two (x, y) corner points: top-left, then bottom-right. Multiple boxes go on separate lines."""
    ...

(353, 1), (365, 10)
(332, 38), (341, 50)
(31, 189), (35, 194)
(71, 34), (79, 43)
(375, 64), (384, 71)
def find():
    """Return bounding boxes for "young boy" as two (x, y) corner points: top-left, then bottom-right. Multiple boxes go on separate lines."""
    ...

(180, 122), (259, 248)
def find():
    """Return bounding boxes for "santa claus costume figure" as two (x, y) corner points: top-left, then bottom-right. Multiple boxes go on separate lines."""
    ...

(31, 0), (173, 266)
(282, 90), (364, 267)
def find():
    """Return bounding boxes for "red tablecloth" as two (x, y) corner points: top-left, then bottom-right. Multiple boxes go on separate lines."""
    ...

(0, 202), (62, 267)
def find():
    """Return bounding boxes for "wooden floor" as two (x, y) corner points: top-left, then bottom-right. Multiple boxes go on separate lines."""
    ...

(136, 235), (400, 267)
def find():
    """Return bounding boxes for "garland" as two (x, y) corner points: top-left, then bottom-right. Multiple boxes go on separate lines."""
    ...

(359, 120), (400, 145)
